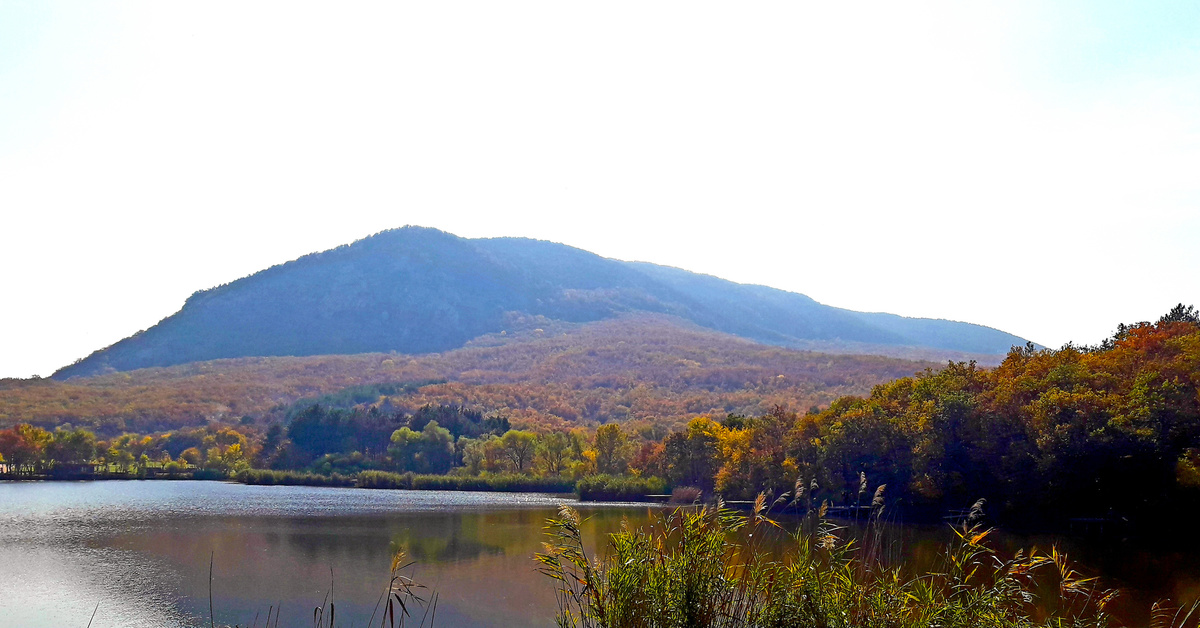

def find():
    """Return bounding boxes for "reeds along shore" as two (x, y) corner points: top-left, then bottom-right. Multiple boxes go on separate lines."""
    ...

(536, 494), (1200, 628)
(234, 468), (575, 492)
(234, 468), (668, 499)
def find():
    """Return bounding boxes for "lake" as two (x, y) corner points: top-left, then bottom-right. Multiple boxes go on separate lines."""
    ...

(0, 480), (658, 628)
(2, 480), (1199, 627)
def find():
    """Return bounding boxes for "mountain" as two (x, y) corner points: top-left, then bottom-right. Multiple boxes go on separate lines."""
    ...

(52, 226), (1030, 380)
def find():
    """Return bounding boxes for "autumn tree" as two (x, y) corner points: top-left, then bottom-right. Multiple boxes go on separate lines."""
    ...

(180, 447), (203, 468)
(594, 423), (630, 475)
(46, 428), (97, 468)
(0, 425), (46, 476)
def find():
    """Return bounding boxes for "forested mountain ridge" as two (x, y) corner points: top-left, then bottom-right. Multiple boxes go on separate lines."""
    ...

(53, 226), (1030, 379)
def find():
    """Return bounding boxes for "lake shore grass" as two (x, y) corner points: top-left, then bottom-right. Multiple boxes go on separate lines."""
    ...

(535, 495), (1200, 628)
(0, 468), (224, 481)
(234, 468), (578, 493)
(234, 468), (661, 498)
(575, 474), (667, 501)
(355, 470), (576, 493)
(3, 468), (658, 501)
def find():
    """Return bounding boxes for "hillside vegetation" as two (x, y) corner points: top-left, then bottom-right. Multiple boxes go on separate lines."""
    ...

(1, 316), (933, 436)
(53, 226), (1028, 379)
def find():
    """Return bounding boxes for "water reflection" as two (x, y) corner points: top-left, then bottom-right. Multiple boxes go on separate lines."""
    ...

(762, 515), (1200, 627)
(0, 481), (655, 628)
(3, 481), (1197, 627)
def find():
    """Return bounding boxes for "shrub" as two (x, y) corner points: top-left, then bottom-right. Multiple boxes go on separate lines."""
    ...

(669, 486), (702, 504)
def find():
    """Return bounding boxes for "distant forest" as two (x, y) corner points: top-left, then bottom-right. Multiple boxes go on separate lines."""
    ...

(0, 317), (930, 435)
(3, 306), (1197, 530)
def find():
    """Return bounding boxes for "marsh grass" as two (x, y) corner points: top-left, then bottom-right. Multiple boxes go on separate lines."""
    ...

(575, 475), (667, 501)
(235, 468), (666, 500)
(235, 469), (355, 487)
(365, 549), (439, 628)
(536, 493), (1200, 628)
(357, 470), (575, 493)
(235, 469), (574, 492)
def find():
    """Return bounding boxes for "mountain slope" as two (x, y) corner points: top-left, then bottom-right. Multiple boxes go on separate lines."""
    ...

(53, 226), (1030, 379)
(9, 316), (935, 435)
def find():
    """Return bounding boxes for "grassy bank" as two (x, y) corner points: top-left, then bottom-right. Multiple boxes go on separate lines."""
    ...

(534, 496), (1190, 628)
(234, 469), (355, 486)
(235, 469), (579, 493)
(235, 469), (677, 498)
(357, 471), (576, 493)
(6, 467), (664, 501)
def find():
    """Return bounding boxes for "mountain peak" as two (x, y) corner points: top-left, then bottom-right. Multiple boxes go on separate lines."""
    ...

(53, 228), (1030, 379)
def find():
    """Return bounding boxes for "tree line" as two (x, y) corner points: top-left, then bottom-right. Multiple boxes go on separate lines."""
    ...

(0, 423), (251, 477)
(627, 305), (1200, 525)
(5, 306), (1197, 526)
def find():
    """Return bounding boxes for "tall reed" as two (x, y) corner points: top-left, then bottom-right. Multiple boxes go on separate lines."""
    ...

(534, 493), (1171, 628)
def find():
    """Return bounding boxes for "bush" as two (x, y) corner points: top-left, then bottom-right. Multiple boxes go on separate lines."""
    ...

(162, 461), (187, 477)
(669, 486), (703, 504)
(576, 474), (667, 501)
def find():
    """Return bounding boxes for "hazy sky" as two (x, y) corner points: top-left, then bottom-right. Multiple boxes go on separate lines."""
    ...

(2, 1), (1198, 378)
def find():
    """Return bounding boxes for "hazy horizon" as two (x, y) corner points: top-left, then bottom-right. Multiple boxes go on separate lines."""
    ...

(3, 1), (1198, 378)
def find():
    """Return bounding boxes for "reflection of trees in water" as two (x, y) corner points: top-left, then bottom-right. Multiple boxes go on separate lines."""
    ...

(272, 510), (609, 565)
(389, 510), (571, 563)
(309, 508), (667, 565)
(276, 516), (411, 564)
(120, 508), (665, 571)
(388, 528), (503, 563)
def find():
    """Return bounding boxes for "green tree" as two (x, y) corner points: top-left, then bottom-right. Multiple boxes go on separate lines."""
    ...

(1159, 303), (1199, 325)
(594, 423), (630, 475)
(390, 420), (455, 473)
(536, 432), (573, 475)
(500, 430), (538, 473)
(47, 428), (97, 468)
(460, 435), (506, 474)
(662, 417), (721, 491)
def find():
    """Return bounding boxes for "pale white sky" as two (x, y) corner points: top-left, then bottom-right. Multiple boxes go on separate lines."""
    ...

(2, 1), (1198, 378)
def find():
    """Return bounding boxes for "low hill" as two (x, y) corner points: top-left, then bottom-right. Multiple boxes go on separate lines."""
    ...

(3, 316), (935, 436)
(52, 227), (1029, 379)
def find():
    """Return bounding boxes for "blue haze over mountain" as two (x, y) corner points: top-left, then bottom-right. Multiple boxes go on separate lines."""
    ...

(52, 227), (1030, 379)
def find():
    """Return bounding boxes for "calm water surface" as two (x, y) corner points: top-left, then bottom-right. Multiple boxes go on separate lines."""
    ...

(3, 481), (1199, 627)
(0, 480), (659, 628)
